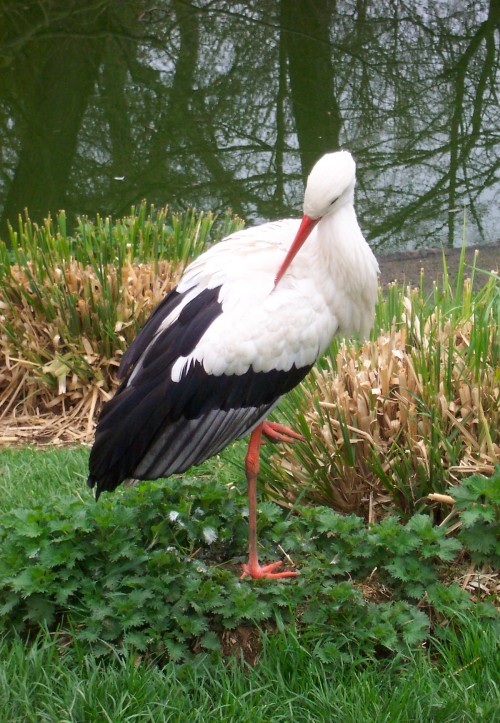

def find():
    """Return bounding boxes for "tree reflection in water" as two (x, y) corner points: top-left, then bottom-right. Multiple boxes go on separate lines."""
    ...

(0, 0), (498, 249)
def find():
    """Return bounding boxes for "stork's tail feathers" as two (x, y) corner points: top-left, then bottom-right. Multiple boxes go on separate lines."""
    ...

(88, 474), (141, 500)
(87, 474), (103, 500)
(87, 473), (121, 501)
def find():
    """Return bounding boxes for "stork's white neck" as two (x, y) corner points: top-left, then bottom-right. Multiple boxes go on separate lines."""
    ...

(312, 203), (379, 338)
(314, 203), (362, 261)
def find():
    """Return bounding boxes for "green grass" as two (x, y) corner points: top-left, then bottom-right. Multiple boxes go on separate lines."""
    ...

(0, 447), (89, 513)
(0, 617), (498, 721)
(0, 443), (248, 517)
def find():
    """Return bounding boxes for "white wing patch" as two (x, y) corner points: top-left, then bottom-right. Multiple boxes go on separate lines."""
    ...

(168, 210), (377, 381)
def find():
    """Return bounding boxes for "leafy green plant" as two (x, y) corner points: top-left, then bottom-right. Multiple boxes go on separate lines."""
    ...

(449, 466), (500, 568)
(0, 472), (494, 662)
(369, 514), (462, 599)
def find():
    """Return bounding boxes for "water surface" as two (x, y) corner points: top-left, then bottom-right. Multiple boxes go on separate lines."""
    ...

(0, 1), (498, 250)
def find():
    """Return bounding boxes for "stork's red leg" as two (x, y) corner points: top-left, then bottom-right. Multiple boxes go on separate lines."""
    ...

(240, 422), (298, 580)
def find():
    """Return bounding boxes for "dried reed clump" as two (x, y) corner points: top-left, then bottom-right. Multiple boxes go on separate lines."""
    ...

(0, 258), (183, 444)
(267, 290), (499, 517)
(1, 205), (246, 444)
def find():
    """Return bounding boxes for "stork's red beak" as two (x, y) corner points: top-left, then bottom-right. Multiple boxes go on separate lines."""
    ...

(274, 214), (319, 287)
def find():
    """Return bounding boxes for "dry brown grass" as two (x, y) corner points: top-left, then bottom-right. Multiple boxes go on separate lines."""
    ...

(1, 204), (244, 444)
(265, 283), (499, 517)
(0, 258), (183, 444)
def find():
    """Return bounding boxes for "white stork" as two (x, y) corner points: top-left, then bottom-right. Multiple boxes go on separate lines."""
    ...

(88, 150), (379, 579)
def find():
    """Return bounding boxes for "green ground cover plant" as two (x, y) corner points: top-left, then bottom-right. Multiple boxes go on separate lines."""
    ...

(0, 449), (497, 663)
(450, 467), (500, 568)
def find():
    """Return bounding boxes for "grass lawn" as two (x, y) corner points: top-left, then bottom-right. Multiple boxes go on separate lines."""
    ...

(1, 615), (497, 722)
(0, 446), (498, 722)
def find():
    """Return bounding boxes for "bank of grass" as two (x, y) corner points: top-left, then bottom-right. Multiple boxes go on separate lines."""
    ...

(1, 615), (498, 722)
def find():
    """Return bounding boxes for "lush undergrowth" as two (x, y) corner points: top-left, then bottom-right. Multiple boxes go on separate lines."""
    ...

(0, 448), (497, 663)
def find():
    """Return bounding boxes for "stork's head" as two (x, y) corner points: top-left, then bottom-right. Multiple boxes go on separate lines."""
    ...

(274, 150), (358, 287)
(303, 150), (356, 220)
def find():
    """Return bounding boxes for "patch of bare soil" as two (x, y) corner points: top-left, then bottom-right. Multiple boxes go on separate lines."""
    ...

(377, 242), (499, 290)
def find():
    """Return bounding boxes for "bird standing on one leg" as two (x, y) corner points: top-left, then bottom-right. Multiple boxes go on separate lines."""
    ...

(88, 150), (379, 579)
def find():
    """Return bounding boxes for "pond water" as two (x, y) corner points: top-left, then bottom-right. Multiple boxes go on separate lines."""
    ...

(0, 1), (499, 251)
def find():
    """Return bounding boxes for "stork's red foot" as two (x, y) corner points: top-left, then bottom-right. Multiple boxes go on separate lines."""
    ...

(240, 560), (298, 580)
(261, 421), (304, 444)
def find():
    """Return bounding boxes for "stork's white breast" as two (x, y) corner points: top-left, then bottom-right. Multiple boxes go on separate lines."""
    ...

(170, 220), (341, 381)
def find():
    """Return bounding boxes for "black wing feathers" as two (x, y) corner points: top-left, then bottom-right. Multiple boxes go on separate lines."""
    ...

(118, 285), (217, 380)
(89, 286), (224, 493)
(119, 288), (185, 378)
(88, 283), (312, 498)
